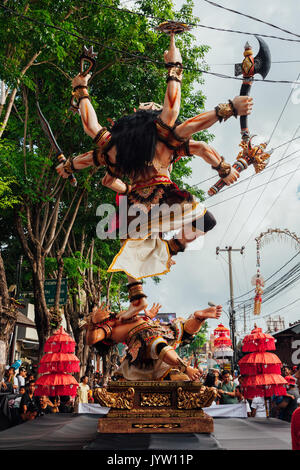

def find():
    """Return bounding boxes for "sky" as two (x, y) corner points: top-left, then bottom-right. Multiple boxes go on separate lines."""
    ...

(136, 0), (300, 340)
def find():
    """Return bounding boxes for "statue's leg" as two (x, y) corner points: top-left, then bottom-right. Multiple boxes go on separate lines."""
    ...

(184, 306), (222, 336)
(167, 210), (216, 257)
(116, 275), (148, 321)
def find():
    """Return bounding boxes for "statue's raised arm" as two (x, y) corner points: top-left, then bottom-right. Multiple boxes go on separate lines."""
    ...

(159, 32), (183, 127)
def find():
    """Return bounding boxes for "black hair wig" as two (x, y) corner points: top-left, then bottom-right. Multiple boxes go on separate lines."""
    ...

(106, 109), (160, 179)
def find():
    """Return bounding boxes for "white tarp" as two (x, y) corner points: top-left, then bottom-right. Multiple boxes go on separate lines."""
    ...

(78, 402), (248, 418)
(203, 402), (248, 418)
(78, 403), (110, 414)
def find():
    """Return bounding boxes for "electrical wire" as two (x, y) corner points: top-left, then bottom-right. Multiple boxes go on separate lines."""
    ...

(203, 0), (300, 39)
(81, 0), (300, 43)
(1, 4), (300, 85)
(227, 71), (300, 246)
(191, 137), (300, 188)
(233, 251), (300, 302)
(244, 124), (300, 246)
(235, 261), (300, 312)
(205, 166), (300, 209)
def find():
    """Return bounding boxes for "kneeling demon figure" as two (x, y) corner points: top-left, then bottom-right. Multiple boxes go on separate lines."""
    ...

(84, 303), (222, 383)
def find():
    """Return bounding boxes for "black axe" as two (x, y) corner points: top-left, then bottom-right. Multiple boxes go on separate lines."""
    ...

(235, 36), (271, 141)
(208, 37), (272, 196)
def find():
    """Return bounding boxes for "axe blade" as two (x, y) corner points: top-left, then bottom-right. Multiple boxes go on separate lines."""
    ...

(254, 36), (271, 79)
(234, 36), (271, 79)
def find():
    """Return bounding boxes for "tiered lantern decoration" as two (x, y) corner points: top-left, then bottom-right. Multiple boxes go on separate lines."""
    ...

(213, 324), (233, 364)
(239, 326), (287, 413)
(35, 327), (80, 397)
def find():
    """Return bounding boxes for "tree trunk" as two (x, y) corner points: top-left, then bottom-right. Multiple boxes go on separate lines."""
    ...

(0, 251), (9, 308)
(31, 257), (50, 357)
(0, 251), (15, 380)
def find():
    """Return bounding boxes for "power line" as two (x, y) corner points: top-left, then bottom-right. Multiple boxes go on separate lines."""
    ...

(227, 71), (300, 246)
(203, 0), (300, 39)
(81, 0), (300, 43)
(259, 297), (300, 319)
(1, 4), (300, 86)
(205, 166), (300, 209)
(210, 61), (300, 66)
(191, 137), (300, 188)
(244, 123), (300, 246)
(235, 260), (300, 312)
(233, 251), (300, 302)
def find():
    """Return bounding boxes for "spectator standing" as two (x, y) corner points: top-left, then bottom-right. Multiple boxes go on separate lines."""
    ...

(16, 368), (27, 392)
(37, 395), (54, 416)
(59, 396), (74, 413)
(19, 380), (39, 422)
(6, 367), (18, 393)
(207, 352), (218, 370)
(217, 371), (239, 405)
(285, 376), (300, 405)
(273, 395), (298, 423)
(25, 373), (35, 387)
(0, 370), (14, 394)
(213, 369), (222, 387)
(251, 396), (267, 418)
(76, 376), (90, 405)
(203, 371), (219, 406)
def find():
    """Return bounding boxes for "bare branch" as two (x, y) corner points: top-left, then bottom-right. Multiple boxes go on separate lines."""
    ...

(0, 49), (44, 139)
(22, 86), (29, 175)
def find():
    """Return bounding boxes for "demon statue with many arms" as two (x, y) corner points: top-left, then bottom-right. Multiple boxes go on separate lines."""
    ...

(85, 302), (222, 383)
(56, 32), (252, 320)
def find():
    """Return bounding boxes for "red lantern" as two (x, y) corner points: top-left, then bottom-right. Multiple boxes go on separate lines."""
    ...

(239, 327), (287, 403)
(213, 325), (232, 348)
(35, 327), (79, 397)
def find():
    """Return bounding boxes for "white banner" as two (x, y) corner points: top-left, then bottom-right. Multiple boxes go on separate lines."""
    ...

(203, 403), (248, 418)
(78, 402), (248, 418)
(78, 403), (110, 414)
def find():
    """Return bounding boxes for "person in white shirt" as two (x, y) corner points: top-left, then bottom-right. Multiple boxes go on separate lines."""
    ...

(251, 396), (267, 418)
(77, 376), (90, 404)
(16, 368), (27, 391)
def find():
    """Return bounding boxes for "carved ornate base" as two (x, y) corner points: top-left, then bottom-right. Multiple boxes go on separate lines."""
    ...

(95, 380), (216, 434)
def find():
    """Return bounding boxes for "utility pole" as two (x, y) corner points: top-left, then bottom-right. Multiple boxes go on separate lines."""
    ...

(216, 245), (245, 370)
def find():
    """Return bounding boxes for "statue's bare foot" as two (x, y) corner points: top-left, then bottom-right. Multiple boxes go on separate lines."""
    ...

(194, 305), (222, 321)
(186, 366), (202, 381)
(116, 297), (148, 321)
(167, 257), (176, 270)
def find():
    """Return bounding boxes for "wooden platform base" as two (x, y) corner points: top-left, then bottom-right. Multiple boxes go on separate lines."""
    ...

(95, 380), (216, 434)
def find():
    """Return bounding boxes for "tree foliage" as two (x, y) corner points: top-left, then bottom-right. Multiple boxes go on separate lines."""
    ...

(0, 0), (212, 364)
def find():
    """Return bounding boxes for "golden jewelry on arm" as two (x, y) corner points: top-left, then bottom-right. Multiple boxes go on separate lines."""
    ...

(165, 61), (183, 84)
(215, 100), (237, 122)
(62, 158), (78, 174)
(212, 156), (232, 178)
(70, 85), (90, 111)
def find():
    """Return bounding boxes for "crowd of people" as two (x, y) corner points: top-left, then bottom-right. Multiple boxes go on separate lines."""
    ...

(0, 366), (76, 425)
(1, 360), (300, 427)
(198, 364), (300, 422)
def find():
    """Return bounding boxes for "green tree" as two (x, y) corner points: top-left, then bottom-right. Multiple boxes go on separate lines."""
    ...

(0, 0), (211, 365)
